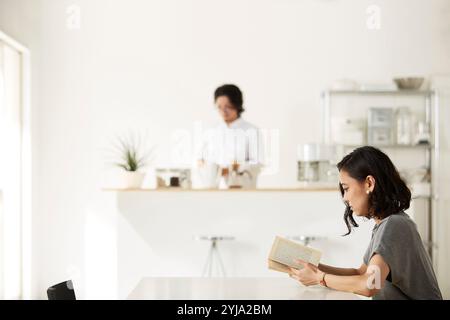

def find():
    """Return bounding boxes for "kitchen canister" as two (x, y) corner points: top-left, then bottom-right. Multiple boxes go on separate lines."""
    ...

(395, 106), (413, 145)
(368, 107), (394, 145)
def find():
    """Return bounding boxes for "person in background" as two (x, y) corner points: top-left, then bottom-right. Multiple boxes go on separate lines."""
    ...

(196, 84), (264, 189)
(289, 146), (442, 300)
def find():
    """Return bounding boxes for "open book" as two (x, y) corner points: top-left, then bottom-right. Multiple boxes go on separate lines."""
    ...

(268, 236), (322, 274)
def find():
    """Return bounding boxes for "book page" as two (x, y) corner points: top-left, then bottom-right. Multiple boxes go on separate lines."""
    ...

(268, 259), (291, 274)
(268, 236), (321, 270)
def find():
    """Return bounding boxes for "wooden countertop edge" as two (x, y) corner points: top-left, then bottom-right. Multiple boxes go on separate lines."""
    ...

(102, 187), (339, 192)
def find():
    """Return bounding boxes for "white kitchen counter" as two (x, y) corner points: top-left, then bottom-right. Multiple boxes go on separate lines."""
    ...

(127, 277), (362, 300)
(107, 190), (374, 298)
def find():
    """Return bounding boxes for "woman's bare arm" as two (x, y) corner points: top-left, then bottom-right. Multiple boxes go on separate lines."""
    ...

(321, 255), (389, 297)
(318, 263), (367, 276)
(290, 255), (388, 297)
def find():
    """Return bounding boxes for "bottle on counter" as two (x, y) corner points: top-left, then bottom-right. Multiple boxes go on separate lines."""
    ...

(218, 167), (230, 190)
(229, 162), (242, 189)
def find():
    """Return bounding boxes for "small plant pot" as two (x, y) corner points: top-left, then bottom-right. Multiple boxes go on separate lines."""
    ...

(120, 171), (145, 189)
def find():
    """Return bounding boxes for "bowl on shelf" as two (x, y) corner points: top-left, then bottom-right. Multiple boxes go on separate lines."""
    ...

(393, 77), (425, 90)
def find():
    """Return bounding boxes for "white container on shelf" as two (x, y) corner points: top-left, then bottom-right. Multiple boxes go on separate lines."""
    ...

(368, 127), (394, 145)
(297, 143), (339, 162)
(368, 108), (394, 145)
(368, 107), (394, 127)
(297, 144), (340, 183)
(395, 107), (413, 145)
(414, 121), (431, 145)
(331, 117), (365, 145)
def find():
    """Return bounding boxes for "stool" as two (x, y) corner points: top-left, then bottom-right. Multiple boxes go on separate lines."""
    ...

(194, 235), (235, 277)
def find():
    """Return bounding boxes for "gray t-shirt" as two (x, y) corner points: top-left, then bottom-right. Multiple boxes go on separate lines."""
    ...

(363, 211), (442, 300)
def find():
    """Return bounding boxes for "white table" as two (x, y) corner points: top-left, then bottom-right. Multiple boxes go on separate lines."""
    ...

(127, 277), (362, 300)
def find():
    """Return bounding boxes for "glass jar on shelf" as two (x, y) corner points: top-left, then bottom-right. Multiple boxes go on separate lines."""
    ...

(395, 106), (412, 145)
(414, 121), (431, 145)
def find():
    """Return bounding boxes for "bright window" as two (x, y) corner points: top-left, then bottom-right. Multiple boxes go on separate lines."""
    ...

(0, 39), (23, 299)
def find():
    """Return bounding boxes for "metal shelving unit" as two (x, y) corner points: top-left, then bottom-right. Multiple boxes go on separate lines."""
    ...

(321, 89), (440, 260)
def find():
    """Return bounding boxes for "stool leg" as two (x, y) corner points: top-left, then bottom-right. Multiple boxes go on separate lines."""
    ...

(209, 240), (216, 277)
(202, 242), (214, 277)
(213, 242), (227, 277)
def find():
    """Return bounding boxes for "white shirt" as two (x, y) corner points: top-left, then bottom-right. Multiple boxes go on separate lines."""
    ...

(198, 117), (264, 168)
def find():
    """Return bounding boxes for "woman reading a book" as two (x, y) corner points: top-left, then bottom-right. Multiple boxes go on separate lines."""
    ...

(289, 146), (442, 300)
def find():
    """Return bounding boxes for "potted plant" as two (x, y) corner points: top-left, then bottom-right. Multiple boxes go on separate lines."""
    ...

(111, 133), (153, 189)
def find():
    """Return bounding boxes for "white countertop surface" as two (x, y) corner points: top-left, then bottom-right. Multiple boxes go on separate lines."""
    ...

(104, 187), (338, 192)
(127, 277), (362, 300)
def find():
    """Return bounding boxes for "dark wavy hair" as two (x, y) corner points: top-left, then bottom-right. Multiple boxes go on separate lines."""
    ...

(337, 146), (411, 235)
(214, 84), (245, 117)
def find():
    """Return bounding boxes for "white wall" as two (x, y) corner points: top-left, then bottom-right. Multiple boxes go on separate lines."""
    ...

(0, 0), (449, 299)
(432, 75), (450, 299)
